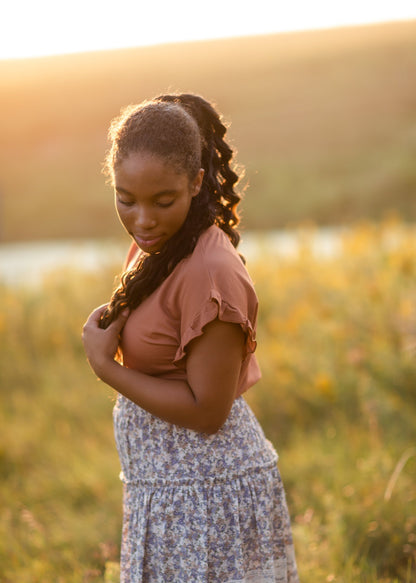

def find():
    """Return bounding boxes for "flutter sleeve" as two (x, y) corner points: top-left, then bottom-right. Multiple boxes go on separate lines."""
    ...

(172, 242), (259, 367)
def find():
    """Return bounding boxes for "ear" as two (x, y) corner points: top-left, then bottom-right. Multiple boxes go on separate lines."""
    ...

(191, 168), (204, 197)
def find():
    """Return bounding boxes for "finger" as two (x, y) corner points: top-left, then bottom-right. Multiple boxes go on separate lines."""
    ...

(84, 304), (109, 326)
(107, 308), (130, 332)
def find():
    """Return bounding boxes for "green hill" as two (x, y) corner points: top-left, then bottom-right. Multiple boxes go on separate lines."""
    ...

(1, 20), (415, 241)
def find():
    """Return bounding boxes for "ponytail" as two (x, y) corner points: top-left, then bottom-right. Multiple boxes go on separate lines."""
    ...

(99, 94), (242, 329)
(156, 94), (241, 247)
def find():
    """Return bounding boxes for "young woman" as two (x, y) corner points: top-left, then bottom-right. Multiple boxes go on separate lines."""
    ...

(82, 94), (299, 583)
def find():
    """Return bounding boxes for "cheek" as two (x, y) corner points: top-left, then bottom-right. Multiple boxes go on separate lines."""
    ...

(179, 194), (195, 216)
(173, 200), (192, 226)
(115, 204), (130, 226)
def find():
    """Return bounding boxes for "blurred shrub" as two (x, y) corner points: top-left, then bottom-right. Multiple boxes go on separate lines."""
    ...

(1, 219), (415, 581)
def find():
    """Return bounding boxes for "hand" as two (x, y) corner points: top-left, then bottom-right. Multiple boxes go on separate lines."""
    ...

(82, 304), (130, 378)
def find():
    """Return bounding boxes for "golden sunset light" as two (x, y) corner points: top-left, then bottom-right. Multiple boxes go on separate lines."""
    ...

(1, 0), (416, 59)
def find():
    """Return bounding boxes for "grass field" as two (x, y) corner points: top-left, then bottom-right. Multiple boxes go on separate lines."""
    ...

(1, 219), (415, 582)
(1, 20), (416, 241)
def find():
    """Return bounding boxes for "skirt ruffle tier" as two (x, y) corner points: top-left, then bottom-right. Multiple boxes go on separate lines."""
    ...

(113, 395), (298, 583)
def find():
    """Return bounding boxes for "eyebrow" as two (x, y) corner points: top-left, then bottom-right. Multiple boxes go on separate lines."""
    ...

(115, 186), (178, 198)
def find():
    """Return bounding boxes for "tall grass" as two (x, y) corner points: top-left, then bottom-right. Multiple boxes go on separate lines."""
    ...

(1, 220), (415, 582)
(250, 219), (416, 582)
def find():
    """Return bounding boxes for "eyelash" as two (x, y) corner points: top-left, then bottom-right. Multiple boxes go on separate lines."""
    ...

(155, 200), (174, 208)
(117, 198), (174, 208)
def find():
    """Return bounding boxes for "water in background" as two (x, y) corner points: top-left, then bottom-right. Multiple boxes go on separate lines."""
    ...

(0, 229), (342, 287)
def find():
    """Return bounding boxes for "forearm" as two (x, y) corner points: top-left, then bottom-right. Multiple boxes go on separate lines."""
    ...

(83, 309), (241, 434)
(97, 360), (216, 433)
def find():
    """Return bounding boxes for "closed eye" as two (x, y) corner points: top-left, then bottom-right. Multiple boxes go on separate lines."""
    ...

(115, 191), (135, 206)
(155, 199), (174, 208)
(118, 198), (135, 207)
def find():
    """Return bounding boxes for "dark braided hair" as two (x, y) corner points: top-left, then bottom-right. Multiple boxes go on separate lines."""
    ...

(99, 94), (243, 329)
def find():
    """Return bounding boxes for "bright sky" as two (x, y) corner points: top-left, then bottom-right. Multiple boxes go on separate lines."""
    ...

(1, 0), (416, 60)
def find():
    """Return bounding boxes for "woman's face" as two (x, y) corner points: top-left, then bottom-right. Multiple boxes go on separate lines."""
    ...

(114, 152), (204, 254)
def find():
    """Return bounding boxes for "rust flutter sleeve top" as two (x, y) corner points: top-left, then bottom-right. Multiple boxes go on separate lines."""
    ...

(120, 225), (261, 397)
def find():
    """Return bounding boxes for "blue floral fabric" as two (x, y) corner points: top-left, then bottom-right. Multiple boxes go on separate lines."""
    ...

(113, 395), (299, 582)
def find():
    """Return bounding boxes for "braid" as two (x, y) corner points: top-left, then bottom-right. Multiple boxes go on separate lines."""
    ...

(156, 94), (241, 247)
(99, 94), (243, 329)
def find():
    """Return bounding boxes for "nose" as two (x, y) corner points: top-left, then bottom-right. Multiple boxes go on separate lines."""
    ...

(134, 206), (157, 230)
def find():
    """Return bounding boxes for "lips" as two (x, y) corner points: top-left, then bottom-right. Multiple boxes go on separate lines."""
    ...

(134, 234), (164, 250)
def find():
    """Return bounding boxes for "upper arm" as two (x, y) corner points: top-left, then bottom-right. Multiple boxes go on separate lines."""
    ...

(185, 318), (245, 434)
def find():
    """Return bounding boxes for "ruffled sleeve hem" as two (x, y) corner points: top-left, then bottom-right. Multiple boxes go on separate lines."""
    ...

(173, 289), (257, 366)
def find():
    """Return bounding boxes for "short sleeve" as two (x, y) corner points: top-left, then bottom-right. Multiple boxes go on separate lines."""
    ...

(172, 245), (258, 366)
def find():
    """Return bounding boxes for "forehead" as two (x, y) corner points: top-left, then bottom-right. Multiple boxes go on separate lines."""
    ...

(115, 152), (188, 189)
(117, 152), (181, 177)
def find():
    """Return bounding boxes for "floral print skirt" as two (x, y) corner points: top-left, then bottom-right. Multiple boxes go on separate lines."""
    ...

(113, 395), (299, 583)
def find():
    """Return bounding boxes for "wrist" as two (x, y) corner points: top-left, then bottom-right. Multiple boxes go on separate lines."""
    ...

(94, 357), (122, 383)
